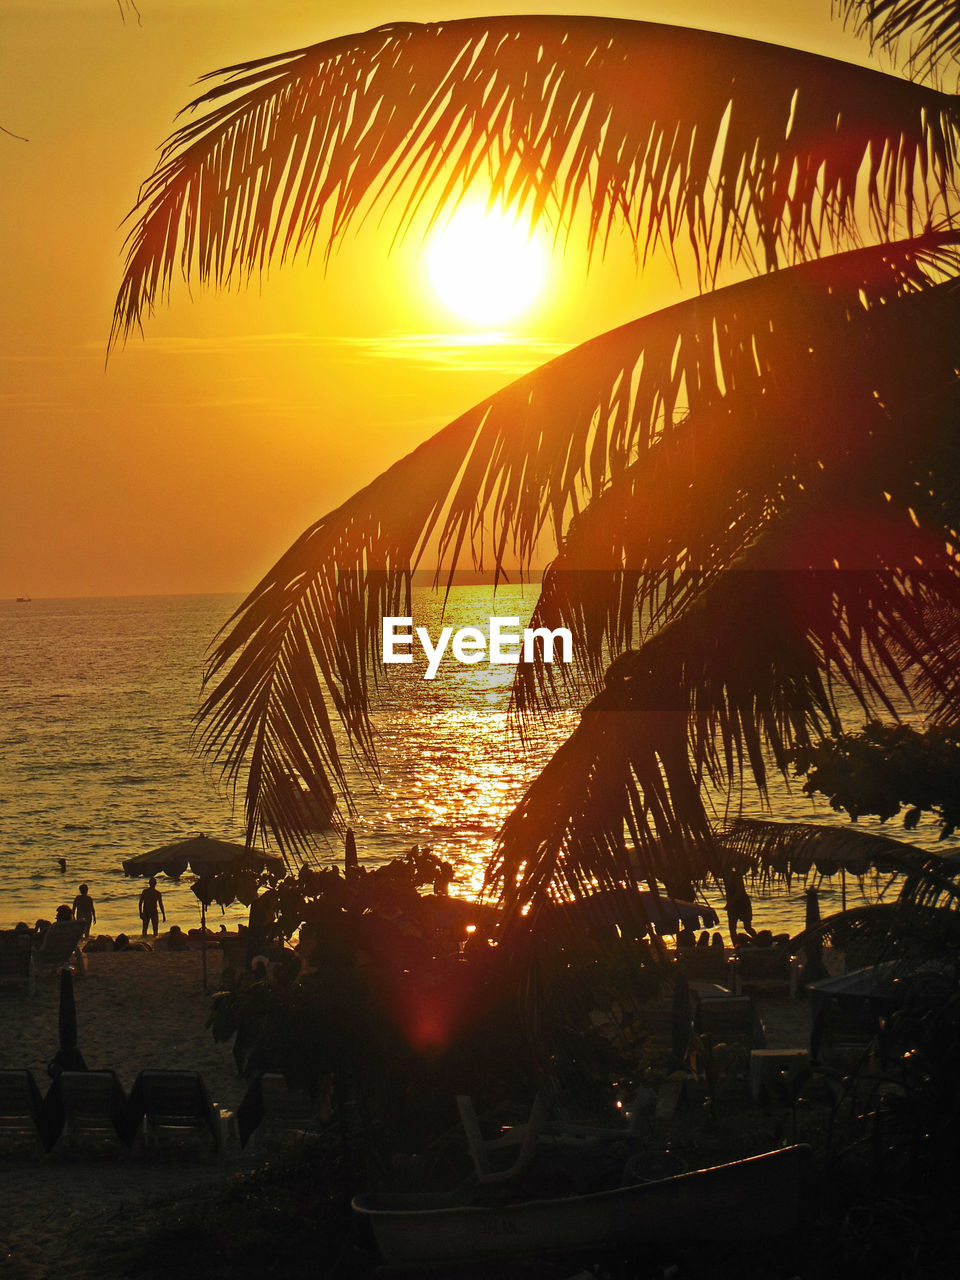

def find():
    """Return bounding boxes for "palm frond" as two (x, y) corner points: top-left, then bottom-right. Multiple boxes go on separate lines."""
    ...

(723, 816), (921, 879)
(111, 15), (960, 343)
(197, 237), (960, 854)
(898, 846), (960, 907)
(488, 504), (960, 911)
(836, 1), (960, 83)
(801, 901), (960, 970)
(510, 254), (960, 720)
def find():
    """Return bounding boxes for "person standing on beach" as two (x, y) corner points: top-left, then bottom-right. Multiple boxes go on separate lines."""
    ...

(138, 877), (165, 936)
(723, 871), (757, 947)
(72, 884), (96, 938)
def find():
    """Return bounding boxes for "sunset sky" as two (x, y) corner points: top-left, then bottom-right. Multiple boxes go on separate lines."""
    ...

(1, 1), (869, 599)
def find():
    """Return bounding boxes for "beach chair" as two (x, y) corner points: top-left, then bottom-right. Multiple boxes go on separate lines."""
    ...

(128, 1069), (224, 1154)
(676, 947), (732, 986)
(49, 1070), (130, 1150)
(693, 994), (766, 1050)
(237, 1072), (330, 1150)
(456, 1094), (547, 1183)
(732, 946), (796, 995)
(35, 922), (86, 977)
(637, 988), (693, 1062)
(0, 1069), (50, 1152)
(0, 932), (36, 995)
(810, 1000), (881, 1067)
(219, 934), (248, 975)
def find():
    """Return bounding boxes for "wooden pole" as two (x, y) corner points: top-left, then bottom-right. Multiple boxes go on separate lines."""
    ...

(201, 898), (208, 993)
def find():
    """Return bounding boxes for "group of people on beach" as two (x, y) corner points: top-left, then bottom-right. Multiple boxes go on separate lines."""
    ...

(47, 877), (167, 939)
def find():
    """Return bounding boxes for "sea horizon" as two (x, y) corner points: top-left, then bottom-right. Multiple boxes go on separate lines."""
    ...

(0, 590), (929, 938)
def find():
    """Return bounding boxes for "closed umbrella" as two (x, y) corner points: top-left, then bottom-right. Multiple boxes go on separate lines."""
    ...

(49, 968), (86, 1078)
(801, 887), (829, 986)
(672, 969), (692, 1062)
(122, 834), (283, 991)
(345, 827), (358, 877)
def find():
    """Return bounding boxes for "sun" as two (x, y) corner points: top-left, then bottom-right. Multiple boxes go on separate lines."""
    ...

(426, 202), (548, 326)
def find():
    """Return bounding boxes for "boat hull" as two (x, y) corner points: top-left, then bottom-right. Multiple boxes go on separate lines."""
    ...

(353, 1143), (808, 1267)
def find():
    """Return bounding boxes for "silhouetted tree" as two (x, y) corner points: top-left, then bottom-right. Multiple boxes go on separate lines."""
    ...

(112, 5), (960, 915)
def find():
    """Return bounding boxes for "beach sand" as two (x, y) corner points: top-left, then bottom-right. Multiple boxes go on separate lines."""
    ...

(0, 949), (813, 1279)
(0, 948), (243, 1280)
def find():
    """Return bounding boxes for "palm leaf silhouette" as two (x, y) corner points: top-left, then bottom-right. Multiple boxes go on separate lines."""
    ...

(111, 15), (960, 345)
(490, 519), (960, 908)
(723, 816), (918, 876)
(838, 1), (960, 81)
(112, 11), (960, 907)
(514, 256), (960, 718)
(197, 235), (960, 859)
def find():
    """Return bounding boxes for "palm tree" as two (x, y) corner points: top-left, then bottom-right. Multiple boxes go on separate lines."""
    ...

(112, 5), (960, 916)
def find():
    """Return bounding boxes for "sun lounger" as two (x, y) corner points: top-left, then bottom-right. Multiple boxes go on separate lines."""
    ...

(0, 933), (36, 995)
(35, 922), (86, 977)
(457, 1091), (648, 1189)
(637, 987), (693, 1061)
(48, 1070), (130, 1150)
(731, 947), (797, 995)
(676, 947), (733, 985)
(693, 993), (765, 1049)
(0, 1069), (51, 1151)
(219, 935), (248, 974)
(456, 1094), (547, 1183)
(237, 1072), (330, 1149)
(810, 1001), (883, 1066)
(127, 1069), (225, 1153)
(807, 965), (899, 1065)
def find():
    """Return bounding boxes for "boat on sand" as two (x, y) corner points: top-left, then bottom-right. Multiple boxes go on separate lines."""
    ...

(353, 1143), (809, 1267)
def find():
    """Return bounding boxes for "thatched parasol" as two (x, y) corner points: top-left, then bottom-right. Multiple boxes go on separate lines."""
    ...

(122, 834), (282, 990)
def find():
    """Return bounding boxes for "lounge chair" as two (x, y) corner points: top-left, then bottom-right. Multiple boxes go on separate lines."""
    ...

(48, 1070), (130, 1150)
(637, 984), (693, 1062)
(127, 1069), (225, 1153)
(0, 932), (36, 995)
(810, 999), (883, 1066)
(237, 1072), (330, 1149)
(35, 922), (86, 977)
(457, 1092), (646, 1189)
(731, 946), (797, 995)
(676, 947), (733, 985)
(219, 934), (249, 974)
(693, 993), (766, 1049)
(0, 1069), (51, 1151)
(456, 1094), (547, 1183)
(806, 964), (898, 1065)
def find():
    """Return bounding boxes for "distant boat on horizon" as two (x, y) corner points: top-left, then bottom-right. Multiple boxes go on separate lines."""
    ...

(15, 597), (31, 603)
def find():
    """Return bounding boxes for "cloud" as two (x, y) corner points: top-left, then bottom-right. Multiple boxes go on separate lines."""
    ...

(106, 330), (571, 373)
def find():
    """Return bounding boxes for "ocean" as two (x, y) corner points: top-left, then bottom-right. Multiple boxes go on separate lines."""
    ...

(0, 590), (929, 937)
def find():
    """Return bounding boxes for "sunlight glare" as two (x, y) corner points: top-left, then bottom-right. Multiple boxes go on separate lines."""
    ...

(427, 203), (547, 325)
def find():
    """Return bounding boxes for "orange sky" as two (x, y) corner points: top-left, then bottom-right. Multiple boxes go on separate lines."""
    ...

(0, 1), (869, 599)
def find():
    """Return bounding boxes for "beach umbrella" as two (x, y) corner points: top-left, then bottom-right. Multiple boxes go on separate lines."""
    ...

(49, 968), (86, 1078)
(121, 835), (283, 992)
(672, 970), (692, 1062)
(345, 827), (358, 877)
(121, 833), (282, 879)
(637, 891), (719, 934)
(801, 886), (829, 986)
